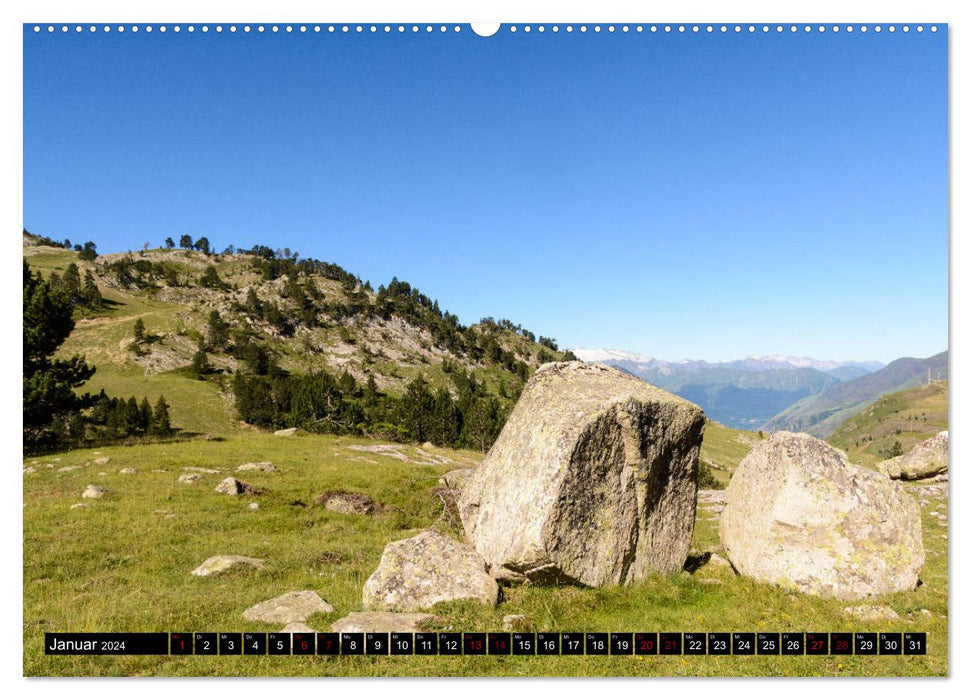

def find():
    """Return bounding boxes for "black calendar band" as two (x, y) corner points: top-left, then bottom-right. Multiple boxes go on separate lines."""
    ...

(44, 632), (927, 656)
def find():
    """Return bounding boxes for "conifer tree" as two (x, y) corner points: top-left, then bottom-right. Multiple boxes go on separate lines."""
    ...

(152, 396), (172, 435)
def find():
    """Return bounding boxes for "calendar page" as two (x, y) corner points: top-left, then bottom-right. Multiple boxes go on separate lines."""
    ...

(21, 15), (948, 679)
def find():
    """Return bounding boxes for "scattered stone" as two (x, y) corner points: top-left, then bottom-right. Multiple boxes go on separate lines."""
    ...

(720, 432), (924, 600)
(93, 457), (110, 465)
(697, 489), (727, 504)
(878, 431), (948, 481)
(439, 469), (475, 491)
(178, 473), (204, 484)
(332, 612), (441, 633)
(98, 472), (107, 476)
(459, 362), (706, 587)
(215, 477), (251, 495)
(315, 491), (377, 515)
(249, 502), (260, 511)
(414, 448), (450, 465)
(82, 484), (107, 499)
(242, 591), (334, 623)
(843, 605), (900, 622)
(280, 622), (316, 633)
(706, 553), (733, 570)
(69, 503), (89, 510)
(23, 466), (36, 475)
(191, 555), (264, 577)
(362, 530), (499, 612)
(183, 467), (221, 474)
(236, 461), (277, 473)
(347, 444), (449, 465)
(490, 564), (528, 585)
(58, 465), (83, 473)
(274, 427), (299, 437)
(502, 614), (534, 632)
(119, 468), (137, 474)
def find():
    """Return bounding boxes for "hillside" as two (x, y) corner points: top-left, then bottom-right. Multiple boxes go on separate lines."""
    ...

(828, 381), (948, 468)
(23, 236), (575, 441)
(761, 351), (949, 438)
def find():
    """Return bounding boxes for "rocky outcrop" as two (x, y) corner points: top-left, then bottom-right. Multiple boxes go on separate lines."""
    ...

(459, 362), (706, 587)
(236, 461), (277, 473)
(362, 530), (498, 611)
(720, 432), (923, 600)
(878, 431), (948, 481)
(190, 555), (264, 577)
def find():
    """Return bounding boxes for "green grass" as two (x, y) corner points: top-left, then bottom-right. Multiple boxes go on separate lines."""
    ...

(23, 433), (947, 677)
(22, 244), (79, 273)
(828, 382), (948, 468)
(698, 421), (765, 487)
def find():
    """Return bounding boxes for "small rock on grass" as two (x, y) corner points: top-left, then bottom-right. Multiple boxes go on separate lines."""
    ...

(331, 612), (441, 633)
(215, 477), (254, 495)
(242, 591), (334, 623)
(23, 466), (36, 475)
(249, 502), (260, 511)
(178, 473), (204, 484)
(842, 605), (899, 622)
(119, 468), (137, 474)
(362, 530), (498, 612)
(191, 555), (264, 577)
(70, 503), (89, 510)
(93, 457), (110, 465)
(274, 428), (298, 437)
(315, 491), (377, 515)
(82, 484), (107, 499)
(237, 461), (277, 473)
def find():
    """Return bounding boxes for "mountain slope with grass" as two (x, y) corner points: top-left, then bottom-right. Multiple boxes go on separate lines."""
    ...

(828, 381), (948, 468)
(23, 233), (576, 445)
(761, 351), (948, 438)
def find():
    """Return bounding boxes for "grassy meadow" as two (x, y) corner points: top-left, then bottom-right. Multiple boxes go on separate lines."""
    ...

(828, 382), (948, 468)
(23, 432), (947, 677)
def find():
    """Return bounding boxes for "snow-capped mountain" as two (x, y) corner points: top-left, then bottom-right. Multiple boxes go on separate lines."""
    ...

(570, 348), (886, 429)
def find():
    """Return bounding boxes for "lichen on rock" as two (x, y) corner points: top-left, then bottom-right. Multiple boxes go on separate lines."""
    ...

(720, 431), (924, 600)
(458, 361), (706, 587)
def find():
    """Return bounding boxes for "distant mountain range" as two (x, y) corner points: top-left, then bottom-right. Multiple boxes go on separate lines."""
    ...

(573, 348), (888, 430)
(761, 351), (949, 437)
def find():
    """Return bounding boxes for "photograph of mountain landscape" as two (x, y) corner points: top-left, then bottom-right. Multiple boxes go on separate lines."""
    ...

(22, 21), (947, 678)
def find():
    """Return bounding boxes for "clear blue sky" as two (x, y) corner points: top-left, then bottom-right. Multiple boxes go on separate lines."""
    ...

(23, 25), (948, 363)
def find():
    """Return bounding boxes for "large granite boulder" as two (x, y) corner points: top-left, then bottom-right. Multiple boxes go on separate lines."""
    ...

(458, 362), (706, 587)
(362, 530), (498, 611)
(878, 431), (948, 481)
(720, 432), (923, 600)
